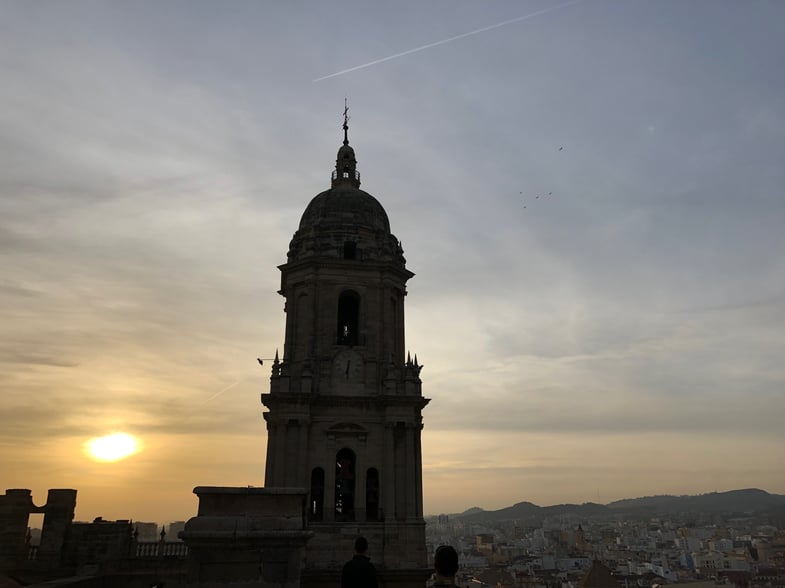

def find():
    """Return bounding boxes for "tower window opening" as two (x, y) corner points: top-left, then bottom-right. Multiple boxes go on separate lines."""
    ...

(337, 291), (360, 346)
(334, 448), (356, 521)
(309, 468), (324, 521)
(343, 241), (357, 260)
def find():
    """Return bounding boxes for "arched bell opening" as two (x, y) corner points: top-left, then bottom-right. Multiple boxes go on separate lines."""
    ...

(309, 467), (324, 521)
(337, 291), (360, 346)
(334, 448), (356, 521)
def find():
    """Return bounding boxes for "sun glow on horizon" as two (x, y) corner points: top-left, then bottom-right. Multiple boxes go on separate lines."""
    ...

(85, 432), (141, 462)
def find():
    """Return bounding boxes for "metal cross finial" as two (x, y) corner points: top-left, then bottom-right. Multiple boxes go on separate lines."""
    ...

(342, 98), (350, 145)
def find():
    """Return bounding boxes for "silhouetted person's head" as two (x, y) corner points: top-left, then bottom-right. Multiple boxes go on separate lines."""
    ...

(434, 545), (459, 579)
(354, 536), (369, 555)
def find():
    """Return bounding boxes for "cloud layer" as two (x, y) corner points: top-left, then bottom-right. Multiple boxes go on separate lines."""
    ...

(2, 1), (784, 521)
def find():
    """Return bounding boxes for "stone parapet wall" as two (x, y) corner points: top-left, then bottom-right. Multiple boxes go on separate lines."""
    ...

(180, 487), (313, 588)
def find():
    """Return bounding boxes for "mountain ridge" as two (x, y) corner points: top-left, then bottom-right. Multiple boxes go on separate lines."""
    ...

(437, 488), (785, 521)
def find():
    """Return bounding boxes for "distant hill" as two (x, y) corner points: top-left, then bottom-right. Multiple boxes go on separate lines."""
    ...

(459, 507), (486, 516)
(442, 488), (785, 522)
(607, 488), (785, 514)
(454, 500), (610, 523)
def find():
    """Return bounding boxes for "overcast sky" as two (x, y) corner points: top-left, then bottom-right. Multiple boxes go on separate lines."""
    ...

(2, 0), (784, 524)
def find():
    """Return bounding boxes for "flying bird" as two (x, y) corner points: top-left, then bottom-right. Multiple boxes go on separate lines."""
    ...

(558, 147), (563, 151)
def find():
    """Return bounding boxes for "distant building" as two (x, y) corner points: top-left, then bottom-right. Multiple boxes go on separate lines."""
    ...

(63, 517), (134, 572)
(133, 521), (158, 542)
(476, 534), (495, 557)
(579, 559), (619, 588)
(166, 521), (186, 541)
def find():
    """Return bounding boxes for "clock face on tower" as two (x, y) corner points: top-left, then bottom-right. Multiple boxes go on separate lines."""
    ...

(332, 349), (364, 390)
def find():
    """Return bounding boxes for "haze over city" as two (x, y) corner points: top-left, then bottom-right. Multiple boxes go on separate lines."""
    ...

(2, 1), (784, 524)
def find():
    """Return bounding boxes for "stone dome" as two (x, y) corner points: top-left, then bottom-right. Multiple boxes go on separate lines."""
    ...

(298, 186), (391, 234)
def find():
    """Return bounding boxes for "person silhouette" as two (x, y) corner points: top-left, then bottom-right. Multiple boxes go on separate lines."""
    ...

(433, 545), (459, 587)
(341, 536), (378, 588)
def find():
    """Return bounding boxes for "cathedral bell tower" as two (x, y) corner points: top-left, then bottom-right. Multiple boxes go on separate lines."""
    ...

(261, 113), (430, 588)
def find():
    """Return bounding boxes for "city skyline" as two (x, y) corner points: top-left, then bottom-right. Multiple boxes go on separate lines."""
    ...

(2, 1), (784, 523)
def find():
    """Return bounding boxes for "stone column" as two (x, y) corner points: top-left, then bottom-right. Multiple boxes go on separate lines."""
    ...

(264, 419), (276, 485)
(382, 423), (395, 520)
(274, 422), (287, 484)
(405, 425), (416, 521)
(324, 452), (335, 523)
(298, 421), (310, 486)
(415, 424), (424, 518)
(285, 421), (299, 486)
(394, 426), (405, 520)
(356, 463), (367, 522)
(0, 489), (34, 573)
(37, 489), (76, 570)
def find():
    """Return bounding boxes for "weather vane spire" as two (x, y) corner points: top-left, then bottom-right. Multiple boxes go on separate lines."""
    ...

(342, 98), (350, 146)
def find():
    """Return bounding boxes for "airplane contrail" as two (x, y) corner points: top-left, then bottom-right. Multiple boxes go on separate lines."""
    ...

(202, 379), (243, 404)
(314, 0), (582, 82)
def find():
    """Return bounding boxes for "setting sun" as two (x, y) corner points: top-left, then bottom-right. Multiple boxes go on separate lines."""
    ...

(85, 432), (141, 462)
